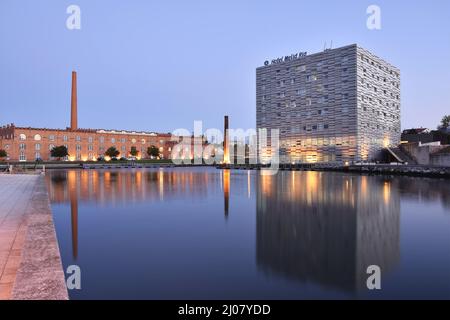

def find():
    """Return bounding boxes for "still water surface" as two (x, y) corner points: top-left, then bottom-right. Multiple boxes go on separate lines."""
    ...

(46, 168), (450, 299)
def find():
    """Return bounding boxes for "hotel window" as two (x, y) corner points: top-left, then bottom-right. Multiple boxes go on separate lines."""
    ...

(34, 134), (41, 141)
(111, 138), (116, 143)
(76, 136), (81, 142)
(19, 143), (26, 150)
(19, 152), (26, 161)
(35, 152), (41, 160)
(88, 137), (93, 143)
(76, 152), (81, 160)
(121, 138), (125, 143)
(88, 145), (93, 151)
(76, 144), (81, 151)
(63, 135), (68, 142)
(99, 137), (104, 143)
(35, 143), (41, 150)
(19, 134), (26, 141)
(88, 153), (93, 160)
(141, 139), (146, 144)
(49, 135), (55, 141)
(131, 138), (136, 143)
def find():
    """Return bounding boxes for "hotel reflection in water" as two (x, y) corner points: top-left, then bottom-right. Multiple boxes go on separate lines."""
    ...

(256, 171), (401, 293)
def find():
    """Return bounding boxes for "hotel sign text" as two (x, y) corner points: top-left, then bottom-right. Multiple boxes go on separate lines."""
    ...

(264, 52), (307, 66)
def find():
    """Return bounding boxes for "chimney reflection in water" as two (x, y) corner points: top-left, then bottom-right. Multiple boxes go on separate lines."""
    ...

(223, 169), (230, 219)
(68, 171), (78, 260)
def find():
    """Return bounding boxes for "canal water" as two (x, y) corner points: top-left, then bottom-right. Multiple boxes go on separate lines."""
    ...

(46, 167), (450, 299)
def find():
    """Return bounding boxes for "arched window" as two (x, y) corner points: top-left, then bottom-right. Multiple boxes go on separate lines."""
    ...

(19, 134), (26, 141)
(141, 139), (146, 144)
(34, 134), (41, 141)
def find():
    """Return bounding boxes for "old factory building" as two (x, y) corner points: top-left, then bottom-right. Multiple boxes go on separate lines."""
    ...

(0, 71), (196, 162)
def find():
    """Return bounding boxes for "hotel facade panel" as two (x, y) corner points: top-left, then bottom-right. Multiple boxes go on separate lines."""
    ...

(256, 44), (401, 163)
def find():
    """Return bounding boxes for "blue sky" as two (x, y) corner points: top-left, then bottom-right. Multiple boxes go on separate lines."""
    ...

(1, 0), (449, 133)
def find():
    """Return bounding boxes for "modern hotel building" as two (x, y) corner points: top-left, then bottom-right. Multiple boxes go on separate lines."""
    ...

(256, 44), (401, 163)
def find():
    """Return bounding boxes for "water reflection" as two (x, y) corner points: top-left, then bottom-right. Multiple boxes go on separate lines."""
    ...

(256, 172), (401, 293)
(46, 169), (450, 298)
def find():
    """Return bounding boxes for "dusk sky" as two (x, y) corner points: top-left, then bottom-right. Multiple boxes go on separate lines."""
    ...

(1, 0), (449, 133)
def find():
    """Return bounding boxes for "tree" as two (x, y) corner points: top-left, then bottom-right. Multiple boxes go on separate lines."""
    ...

(130, 146), (139, 157)
(440, 115), (450, 129)
(50, 145), (68, 160)
(0, 149), (7, 160)
(147, 145), (160, 158)
(105, 146), (120, 159)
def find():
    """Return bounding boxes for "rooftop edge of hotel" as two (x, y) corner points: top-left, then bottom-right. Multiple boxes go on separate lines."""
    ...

(257, 43), (400, 73)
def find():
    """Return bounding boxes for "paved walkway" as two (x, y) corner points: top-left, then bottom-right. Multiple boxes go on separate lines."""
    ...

(0, 174), (68, 300)
(0, 174), (37, 299)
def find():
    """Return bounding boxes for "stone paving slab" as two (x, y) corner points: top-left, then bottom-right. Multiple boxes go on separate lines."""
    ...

(0, 174), (68, 300)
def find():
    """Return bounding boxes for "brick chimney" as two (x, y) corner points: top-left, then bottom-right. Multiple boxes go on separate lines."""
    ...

(70, 71), (78, 130)
(223, 115), (230, 164)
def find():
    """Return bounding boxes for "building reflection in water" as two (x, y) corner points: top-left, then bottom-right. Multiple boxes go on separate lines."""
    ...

(256, 171), (401, 293)
(47, 169), (220, 259)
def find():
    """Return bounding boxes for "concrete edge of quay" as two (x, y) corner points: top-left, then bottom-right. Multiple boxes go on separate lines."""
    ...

(11, 175), (68, 300)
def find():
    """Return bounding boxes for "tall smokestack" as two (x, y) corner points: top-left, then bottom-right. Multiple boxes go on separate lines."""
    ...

(223, 115), (230, 164)
(70, 71), (78, 130)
